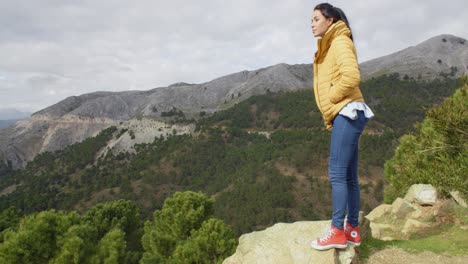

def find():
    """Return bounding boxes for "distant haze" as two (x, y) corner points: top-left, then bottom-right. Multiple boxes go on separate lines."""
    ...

(0, 108), (31, 120)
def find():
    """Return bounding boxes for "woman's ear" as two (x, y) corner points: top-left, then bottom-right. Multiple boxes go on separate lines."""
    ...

(326, 17), (334, 27)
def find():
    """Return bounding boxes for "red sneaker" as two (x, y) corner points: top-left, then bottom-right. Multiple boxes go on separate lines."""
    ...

(310, 225), (347, 250)
(344, 222), (361, 246)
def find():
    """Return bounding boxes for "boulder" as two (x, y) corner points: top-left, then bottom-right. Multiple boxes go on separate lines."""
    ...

(369, 222), (398, 241)
(404, 184), (437, 205)
(365, 185), (468, 242)
(366, 185), (440, 241)
(392, 198), (418, 219)
(223, 221), (360, 264)
(407, 207), (423, 219)
(402, 219), (432, 234)
(365, 204), (392, 221)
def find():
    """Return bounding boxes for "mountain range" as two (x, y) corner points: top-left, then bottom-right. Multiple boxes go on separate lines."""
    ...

(0, 34), (467, 169)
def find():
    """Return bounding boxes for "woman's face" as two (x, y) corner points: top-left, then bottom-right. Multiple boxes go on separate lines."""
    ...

(311, 10), (333, 38)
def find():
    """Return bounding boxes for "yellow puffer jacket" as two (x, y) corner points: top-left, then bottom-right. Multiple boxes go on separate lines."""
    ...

(313, 20), (364, 130)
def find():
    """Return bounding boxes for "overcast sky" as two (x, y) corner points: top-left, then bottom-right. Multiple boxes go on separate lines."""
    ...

(1, 0), (467, 113)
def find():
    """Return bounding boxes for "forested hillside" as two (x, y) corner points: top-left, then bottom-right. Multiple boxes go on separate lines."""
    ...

(0, 74), (461, 237)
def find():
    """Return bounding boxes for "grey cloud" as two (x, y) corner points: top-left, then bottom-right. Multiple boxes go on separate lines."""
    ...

(27, 74), (62, 88)
(0, 0), (466, 112)
(335, 0), (468, 61)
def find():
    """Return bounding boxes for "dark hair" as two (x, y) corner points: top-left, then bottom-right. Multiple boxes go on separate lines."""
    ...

(314, 3), (353, 41)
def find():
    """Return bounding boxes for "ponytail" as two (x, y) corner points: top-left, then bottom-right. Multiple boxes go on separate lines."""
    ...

(314, 3), (353, 41)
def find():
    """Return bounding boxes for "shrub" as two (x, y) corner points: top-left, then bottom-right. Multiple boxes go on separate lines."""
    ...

(384, 77), (467, 202)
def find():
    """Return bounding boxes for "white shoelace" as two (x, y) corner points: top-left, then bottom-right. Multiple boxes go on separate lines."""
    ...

(319, 228), (336, 242)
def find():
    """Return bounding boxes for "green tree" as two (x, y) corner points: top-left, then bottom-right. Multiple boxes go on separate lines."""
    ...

(82, 199), (140, 240)
(50, 224), (97, 264)
(172, 218), (237, 264)
(0, 210), (79, 264)
(384, 79), (468, 202)
(140, 191), (216, 263)
(0, 207), (23, 242)
(91, 228), (127, 264)
(82, 199), (142, 263)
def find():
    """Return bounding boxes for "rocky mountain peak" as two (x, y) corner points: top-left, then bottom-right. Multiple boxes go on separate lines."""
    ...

(168, 82), (195, 88)
(360, 34), (467, 80)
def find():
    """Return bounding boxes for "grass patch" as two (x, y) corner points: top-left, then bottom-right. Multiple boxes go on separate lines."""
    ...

(454, 206), (468, 225)
(358, 225), (468, 261)
(393, 225), (468, 255)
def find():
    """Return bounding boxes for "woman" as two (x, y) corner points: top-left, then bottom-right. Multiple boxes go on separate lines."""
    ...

(309, 3), (374, 250)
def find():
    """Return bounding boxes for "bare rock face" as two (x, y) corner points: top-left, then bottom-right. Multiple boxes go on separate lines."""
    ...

(0, 115), (195, 169)
(104, 119), (195, 155)
(223, 221), (360, 264)
(0, 115), (118, 168)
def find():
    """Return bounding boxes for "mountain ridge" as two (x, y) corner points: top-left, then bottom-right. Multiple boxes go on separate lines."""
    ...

(360, 34), (467, 79)
(0, 34), (467, 169)
(33, 34), (468, 121)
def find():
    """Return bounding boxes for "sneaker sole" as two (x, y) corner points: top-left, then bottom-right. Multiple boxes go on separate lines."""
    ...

(310, 241), (348, 251)
(347, 241), (361, 246)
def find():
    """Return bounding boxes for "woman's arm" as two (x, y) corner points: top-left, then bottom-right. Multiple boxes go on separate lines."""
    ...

(329, 36), (361, 104)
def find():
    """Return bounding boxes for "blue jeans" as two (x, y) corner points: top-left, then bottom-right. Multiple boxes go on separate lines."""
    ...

(329, 111), (367, 229)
